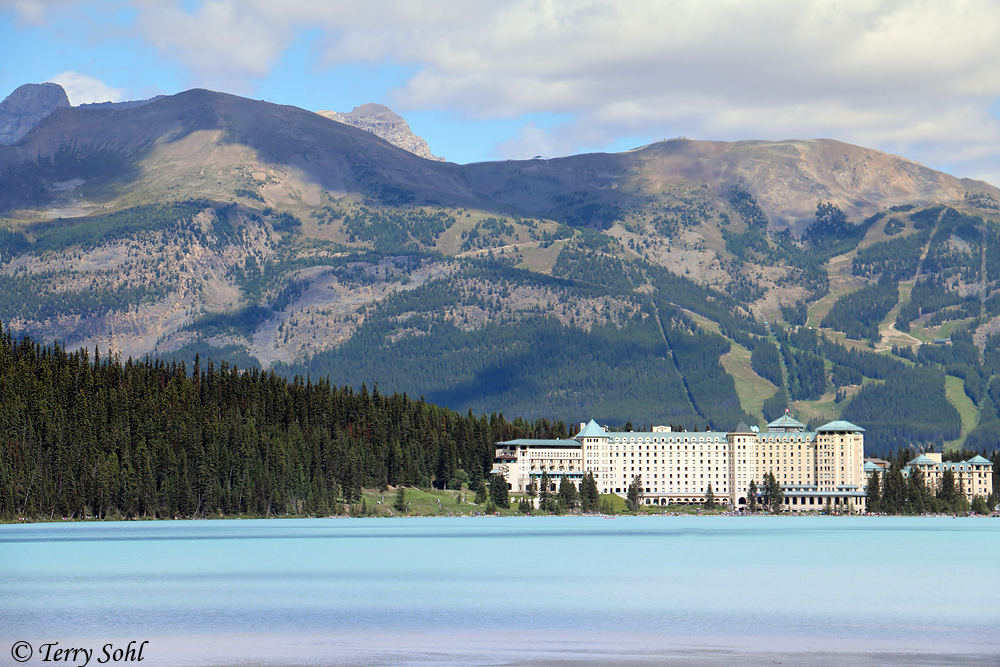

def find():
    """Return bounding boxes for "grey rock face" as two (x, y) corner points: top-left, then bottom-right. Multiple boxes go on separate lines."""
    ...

(318, 103), (444, 161)
(0, 83), (70, 145)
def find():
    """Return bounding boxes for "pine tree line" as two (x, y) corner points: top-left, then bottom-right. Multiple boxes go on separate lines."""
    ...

(0, 326), (566, 520)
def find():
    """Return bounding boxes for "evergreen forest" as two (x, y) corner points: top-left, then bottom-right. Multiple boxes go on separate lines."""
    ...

(0, 325), (573, 520)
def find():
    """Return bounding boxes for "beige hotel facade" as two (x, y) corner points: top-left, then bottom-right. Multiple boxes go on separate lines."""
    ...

(493, 415), (870, 511)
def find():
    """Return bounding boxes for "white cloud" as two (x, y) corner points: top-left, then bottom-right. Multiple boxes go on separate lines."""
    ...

(1, 0), (85, 26)
(8, 0), (47, 24)
(48, 71), (125, 105)
(131, 0), (293, 92)
(2, 0), (58, 25)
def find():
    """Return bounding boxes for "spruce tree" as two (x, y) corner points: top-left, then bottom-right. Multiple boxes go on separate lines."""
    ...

(539, 470), (552, 512)
(767, 472), (784, 513)
(558, 475), (578, 510)
(938, 468), (957, 509)
(907, 467), (928, 514)
(393, 486), (407, 513)
(704, 483), (715, 509)
(884, 463), (907, 514)
(580, 472), (599, 512)
(489, 473), (510, 509)
(626, 475), (643, 511)
(866, 470), (881, 513)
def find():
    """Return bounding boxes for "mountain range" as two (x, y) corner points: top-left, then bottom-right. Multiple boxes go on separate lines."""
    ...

(2, 84), (1000, 456)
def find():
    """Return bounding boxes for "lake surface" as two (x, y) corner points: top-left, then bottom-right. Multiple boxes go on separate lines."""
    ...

(2, 516), (999, 666)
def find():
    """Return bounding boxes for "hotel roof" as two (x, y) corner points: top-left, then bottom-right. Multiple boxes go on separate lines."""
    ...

(815, 420), (865, 433)
(576, 419), (607, 438)
(497, 438), (581, 447)
(767, 414), (806, 430)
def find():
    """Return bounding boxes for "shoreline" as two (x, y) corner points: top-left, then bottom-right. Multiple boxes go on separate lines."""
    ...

(3, 510), (996, 526)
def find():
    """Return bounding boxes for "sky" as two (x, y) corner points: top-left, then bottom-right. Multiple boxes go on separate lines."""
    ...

(2, 0), (999, 186)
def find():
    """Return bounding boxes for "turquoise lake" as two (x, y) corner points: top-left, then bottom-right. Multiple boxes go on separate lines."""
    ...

(2, 516), (999, 666)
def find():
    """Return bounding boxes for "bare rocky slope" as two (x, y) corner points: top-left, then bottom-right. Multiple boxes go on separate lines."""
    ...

(318, 103), (444, 161)
(0, 83), (70, 145)
(2, 88), (993, 229)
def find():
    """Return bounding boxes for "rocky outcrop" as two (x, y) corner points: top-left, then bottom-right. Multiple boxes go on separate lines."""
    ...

(318, 103), (444, 161)
(0, 83), (70, 145)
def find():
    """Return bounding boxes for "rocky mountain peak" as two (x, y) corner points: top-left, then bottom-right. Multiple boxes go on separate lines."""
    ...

(317, 103), (444, 161)
(0, 83), (70, 145)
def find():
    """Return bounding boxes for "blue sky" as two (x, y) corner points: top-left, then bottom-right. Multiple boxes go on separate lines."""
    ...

(2, 1), (999, 185)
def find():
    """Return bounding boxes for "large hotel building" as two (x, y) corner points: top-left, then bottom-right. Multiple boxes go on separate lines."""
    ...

(492, 415), (993, 511)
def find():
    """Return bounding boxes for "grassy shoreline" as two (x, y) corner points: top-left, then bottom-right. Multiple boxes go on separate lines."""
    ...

(11, 486), (986, 523)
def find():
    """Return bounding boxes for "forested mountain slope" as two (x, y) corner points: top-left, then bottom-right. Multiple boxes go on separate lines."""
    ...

(2, 87), (1000, 457)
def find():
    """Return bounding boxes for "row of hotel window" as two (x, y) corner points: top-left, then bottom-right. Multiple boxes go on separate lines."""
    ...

(603, 435), (833, 444)
(587, 443), (850, 452)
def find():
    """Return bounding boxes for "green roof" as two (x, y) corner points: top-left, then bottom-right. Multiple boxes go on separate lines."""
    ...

(966, 455), (991, 465)
(767, 414), (806, 430)
(576, 419), (607, 438)
(907, 455), (936, 466)
(816, 420), (865, 433)
(498, 438), (581, 447)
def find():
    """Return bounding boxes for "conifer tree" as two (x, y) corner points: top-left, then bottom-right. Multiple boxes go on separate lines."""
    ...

(938, 468), (957, 509)
(489, 473), (510, 509)
(761, 472), (783, 513)
(883, 462), (907, 514)
(626, 475), (643, 511)
(539, 471), (552, 512)
(866, 469), (881, 513)
(393, 486), (407, 513)
(558, 475), (578, 510)
(580, 472), (599, 512)
(906, 467), (928, 513)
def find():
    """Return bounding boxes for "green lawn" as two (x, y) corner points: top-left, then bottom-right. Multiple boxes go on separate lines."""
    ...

(357, 486), (490, 517)
(339, 488), (734, 517)
(600, 493), (628, 513)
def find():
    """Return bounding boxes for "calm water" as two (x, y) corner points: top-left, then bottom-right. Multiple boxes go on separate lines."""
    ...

(2, 516), (999, 666)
